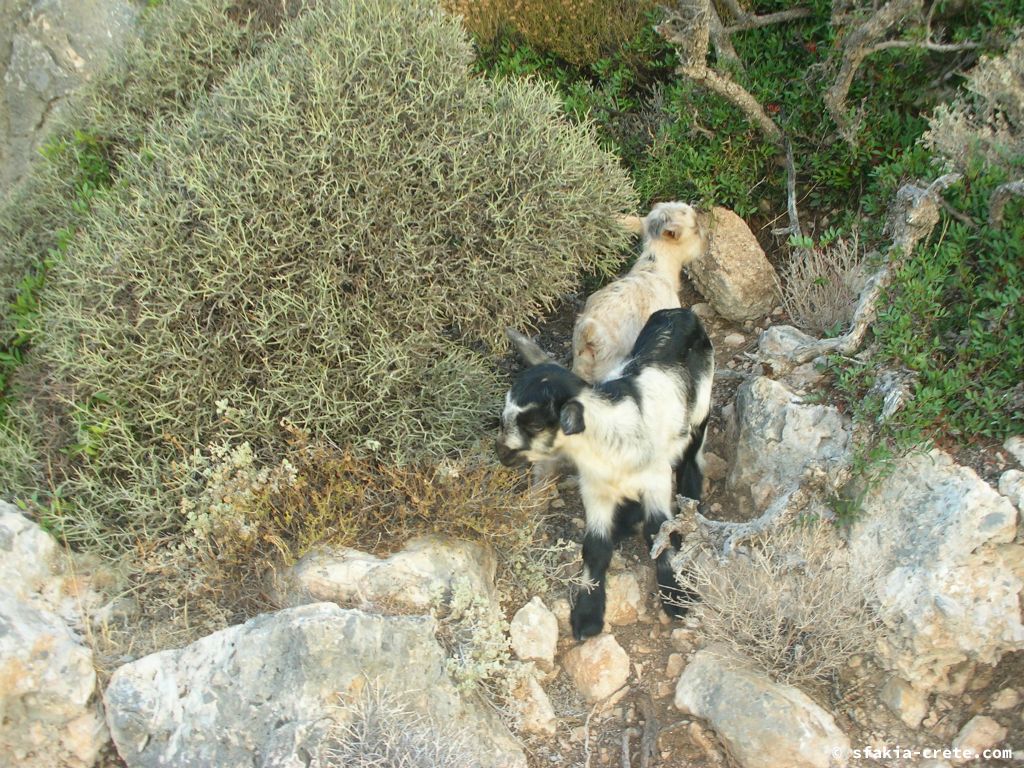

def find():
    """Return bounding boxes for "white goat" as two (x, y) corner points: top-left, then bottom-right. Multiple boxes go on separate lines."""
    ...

(572, 202), (705, 383)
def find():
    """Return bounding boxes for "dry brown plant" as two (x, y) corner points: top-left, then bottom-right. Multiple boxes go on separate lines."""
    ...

(781, 236), (865, 336)
(676, 520), (881, 686)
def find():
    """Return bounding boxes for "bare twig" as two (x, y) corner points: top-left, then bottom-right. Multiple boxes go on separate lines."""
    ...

(989, 180), (1024, 228)
(781, 173), (962, 365)
(826, 0), (922, 142)
(772, 137), (803, 239)
(679, 64), (783, 144)
(638, 694), (660, 768)
(707, 2), (742, 70)
(723, 8), (813, 33)
(622, 727), (639, 768)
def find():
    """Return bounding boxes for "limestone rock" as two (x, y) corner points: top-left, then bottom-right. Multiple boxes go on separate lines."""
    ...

(687, 207), (780, 322)
(674, 648), (850, 768)
(104, 603), (526, 768)
(702, 451), (728, 482)
(0, 504), (107, 768)
(990, 687), (1020, 710)
(276, 535), (498, 615)
(999, 469), (1023, 511)
(510, 596), (558, 669)
(1004, 436), (1024, 466)
(562, 634), (630, 702)
(726, 376), (851, 515)
(549, 596), (572, 636)
(849, 450), (1022, 693)
(879, 676), (929, 728)
(514, 672), (557, 736)
(2, 0), (139, 189)
(951, 715), (1006, 765)
(605, 570), (647, 626)
(758, 324), (818, 362)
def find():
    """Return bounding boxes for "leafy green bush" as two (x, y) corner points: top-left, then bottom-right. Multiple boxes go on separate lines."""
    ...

(13, 0), (633, 550)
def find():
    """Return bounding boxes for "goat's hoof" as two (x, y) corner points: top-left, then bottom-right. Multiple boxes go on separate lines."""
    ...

(571, 592), (606, 641)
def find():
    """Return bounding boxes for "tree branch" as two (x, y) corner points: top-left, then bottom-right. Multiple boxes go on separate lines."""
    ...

(723, 8), (813, 34)
(989, 180), (1024, 228)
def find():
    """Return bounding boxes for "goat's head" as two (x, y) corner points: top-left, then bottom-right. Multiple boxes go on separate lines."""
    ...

(637, 201), (706, 267)
(496, 330), (587, 467)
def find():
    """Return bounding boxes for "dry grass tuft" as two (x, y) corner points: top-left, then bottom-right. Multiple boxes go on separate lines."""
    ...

(323, 681), (479, 768)
(781, 236), (865, 337)
(677, 521), (881, 686)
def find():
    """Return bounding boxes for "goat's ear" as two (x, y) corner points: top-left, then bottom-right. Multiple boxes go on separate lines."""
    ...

(661, 224), (682, 241)
(618, 214), (644, 236)
(505, 327), (554, 367)
(559, 400), (586, 435)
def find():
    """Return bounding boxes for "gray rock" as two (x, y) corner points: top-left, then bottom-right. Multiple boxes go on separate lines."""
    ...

(2, 0), (139, 190)
(674, 648), (849, 768)
(1004, 436), (1024, 467)
(757, 324), (818, 362)
(999, 469), (1023, 512)
(275, 535), (499, 616)
(0, 504), (107, 767)
(726, 377), (851, 515)
(879, 676), (929, 728)
(104, 603), (526, 768)
(849, 450), (1022, 693)
(687, 207), (780, 322)
(510, 596), (558, 668)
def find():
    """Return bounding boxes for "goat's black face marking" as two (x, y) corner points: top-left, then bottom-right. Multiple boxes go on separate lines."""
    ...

(496, 364), (586, 464)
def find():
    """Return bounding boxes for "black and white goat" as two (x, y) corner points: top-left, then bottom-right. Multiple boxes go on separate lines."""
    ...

(497, 308), (714, 640)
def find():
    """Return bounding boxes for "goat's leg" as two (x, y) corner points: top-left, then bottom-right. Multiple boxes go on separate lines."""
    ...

(572, 498), (642, 641)
(643, 470), (696, 618)
(675, 415), (709, 502)
(572, 529), (614, 641)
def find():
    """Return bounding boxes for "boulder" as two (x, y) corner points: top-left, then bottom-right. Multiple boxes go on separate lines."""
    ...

(848, 450), (1023, 693)
(0, 504), (107, 767)
(562, 633), (630, 702)
(2, 0), (139, 189)
(687, 207), (780, 322)
(674, 648), (849, 768)
(104, 603), (526, 768)
(275, 535), (499, 615)
(510, 596), (558, 668)
(726, 377), (851, 515)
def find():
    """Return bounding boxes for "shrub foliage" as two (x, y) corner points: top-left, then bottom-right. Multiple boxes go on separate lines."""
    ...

(9, 0), (634, 548)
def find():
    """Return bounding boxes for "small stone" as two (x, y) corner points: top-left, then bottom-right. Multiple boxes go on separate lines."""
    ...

(702, 452), (728, 482)
(550, 498), (566, 509)
(514, 673), (557, 736)
(990, 688), (1020, 710)
(951, 715), (1007, 764)
(880, 676), (929, 728)
(549, 597), (572, 636)
(1004, 436), (1024, 466)
(723, 333), (745, 347)
(562, 634), (630, 702)
(605, 571), (645, 626)
(666, 653), (685, 678)
(510, 597), (558, 669)
(670, 628), (697, 651)
(999, 469), (1023, 510)
(691, 303), (715, 320)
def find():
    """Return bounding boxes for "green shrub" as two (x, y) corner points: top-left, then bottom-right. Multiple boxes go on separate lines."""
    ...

(0, 0), (295, 417)
(18, 0), (634, 550)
